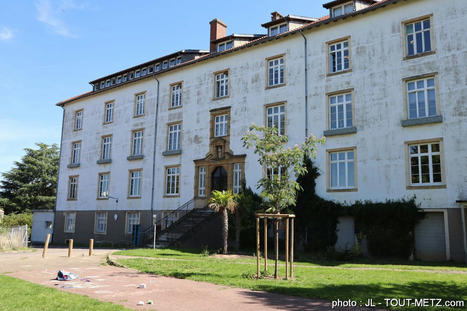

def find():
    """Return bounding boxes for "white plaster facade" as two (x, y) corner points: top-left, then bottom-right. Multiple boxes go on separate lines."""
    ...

(55, 0), (466, 258)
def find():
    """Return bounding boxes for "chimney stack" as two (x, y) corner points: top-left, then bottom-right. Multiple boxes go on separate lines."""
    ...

(270, 11), (283, 21)
(209, 18), (227, 53)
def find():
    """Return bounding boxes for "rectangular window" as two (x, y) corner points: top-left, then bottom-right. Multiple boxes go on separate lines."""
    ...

(215, 71), (229, 98)
(269, 24), (288, 36)
(332, 2), (354, 17)
(267, 57), (284, 87)
(198, 167), (206, 197)
(122, 74), (127, 82)
(329, 40), (350, 73)
(100, 81), (105, 88)
(170, 83), (182, 108)
(155, 63), (161, 71)
(104, 102), (113, 124)
(167, 123), (181, 151)
(405, 18), (432, 57)
(126, 212), (140, 234)
(233, 163), (242, 194)
(64, 212), (76, 233)
(166, 167), (180, 196)
(217, 41), (233, 52)
(94, 212), (107, 234)
(74, 110), (83, 130)
(106, 79), (111, 87)
(101, 136), (112, 160)
(142, 68), (147, 76)
(68, 176), (78, 200)
(329, 92), (353, 129)
(214, 115), (228, 137)
(407, 77), (436, 119)
(129, 170), (142, 197)
(409, 142), (442, 185)
(162, 61), (168, 69)
(169, 58), (176, 67)
(135, 93), (145, 116)
(176, 56), (182, 65)
(135, 70), (140, 78)
(116, 76), (122, 84)
(266, 165), (286, 182)
(98, 173), (109, 198)
(266, 104), (285, 135)
(329, 150), (355, 190)
(71, 141), (81, 164)
(132, 130), (144, 156)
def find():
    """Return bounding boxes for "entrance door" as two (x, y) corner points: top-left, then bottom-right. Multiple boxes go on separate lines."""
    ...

(211, 166), (228, 191)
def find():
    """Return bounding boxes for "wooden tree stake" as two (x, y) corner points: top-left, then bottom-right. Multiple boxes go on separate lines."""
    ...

(263, 217), (267, 271)
(290, 218), (294, 278)
(42, 234), (50, 258)
(89, 239), (94, 256)
(68, 239), (73, 258)
(285, 218), (289, 280)
(256, 217), (260, 278)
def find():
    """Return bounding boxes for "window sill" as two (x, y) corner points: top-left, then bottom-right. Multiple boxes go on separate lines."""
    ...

(67, 198), (77, 201)
(127, 196), (141, 199)
(164, 194), (180, 198)
(133, 114), (145, 118)
(401, 115), (442, 127)
(96, 197), (109, 200)
(103, 122), (113, 125)
(265, 83), (286, 90)
(403, 50), (435, 60)
(67, 163), (80, 169)
(327, 69), (352, 77)
(327, 188), (358, 193)
(168, 106), (182, 111)
(323, 127), (357, 137)
(127, 155), (144, 161)
(213, 95), (230, 101)
(97, 159), (112, 164)
(93, 232), (107, 235)
(406, 184), (446, 190)
(162, 150), (182, 156)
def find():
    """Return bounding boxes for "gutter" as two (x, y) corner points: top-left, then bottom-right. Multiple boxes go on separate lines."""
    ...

(52, 108), (65, 243)
(150, 75), (161, 222)
(299, 30), (309, 138)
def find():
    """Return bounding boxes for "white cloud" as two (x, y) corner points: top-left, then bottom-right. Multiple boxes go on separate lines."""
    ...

(35, 0), (87, 37)
(0, 27), (13, 41)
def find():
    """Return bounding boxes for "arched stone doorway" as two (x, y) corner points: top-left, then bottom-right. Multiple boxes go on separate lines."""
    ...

(211, 166), (228, 191)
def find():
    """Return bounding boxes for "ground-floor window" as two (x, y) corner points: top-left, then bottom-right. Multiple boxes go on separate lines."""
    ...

(198, 167), (206, 197)
(328, 149), (356, 190)
(64, 212), (76, 233)
(126, 212), (140, 234)
(233, 163), (242, 194)
(95, 212), (107, 234)
(166, 167), (180, 196)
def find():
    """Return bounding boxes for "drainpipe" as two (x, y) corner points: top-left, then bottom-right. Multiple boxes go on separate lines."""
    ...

(52, 107), (65, 243)
(150, 75), (160, 224)
(299, 30), (309, 138)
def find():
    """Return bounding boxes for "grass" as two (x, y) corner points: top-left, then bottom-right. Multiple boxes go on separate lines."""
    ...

(0, 275), (130, 311)
(115, 248), (467, 311)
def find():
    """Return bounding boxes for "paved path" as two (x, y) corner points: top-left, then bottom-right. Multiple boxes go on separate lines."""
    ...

(0, 248), (382, 311)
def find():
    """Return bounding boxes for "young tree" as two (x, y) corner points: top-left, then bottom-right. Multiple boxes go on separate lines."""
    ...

(242, 125), (324, 278)
(208, 190), (239, 254)
(0, 143), (59, 214)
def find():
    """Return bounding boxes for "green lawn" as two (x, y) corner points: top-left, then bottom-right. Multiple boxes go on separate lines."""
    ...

(0, 275), (130, 311)
(115, 248), (467, 311)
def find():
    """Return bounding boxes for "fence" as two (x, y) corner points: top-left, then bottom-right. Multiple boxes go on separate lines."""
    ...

(0, 225), (28, 250)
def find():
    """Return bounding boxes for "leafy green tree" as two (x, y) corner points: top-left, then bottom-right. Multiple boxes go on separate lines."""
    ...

(242, 125), (324, 278)
(0, 212), (33, 229)
(0, 143), (59, 214)
(208, 190), (238, 254)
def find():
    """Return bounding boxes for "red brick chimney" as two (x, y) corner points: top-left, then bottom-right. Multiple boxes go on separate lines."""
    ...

(209, 18), (227, 53)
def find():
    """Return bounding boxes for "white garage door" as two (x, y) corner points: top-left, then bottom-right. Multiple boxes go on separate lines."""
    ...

(414, 212), (446, 261)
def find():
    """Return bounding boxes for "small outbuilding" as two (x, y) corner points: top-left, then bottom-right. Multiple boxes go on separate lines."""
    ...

(31, 210), (54, 244)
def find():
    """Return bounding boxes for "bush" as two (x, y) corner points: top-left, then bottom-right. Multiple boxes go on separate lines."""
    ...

(1, 212), (33, 229)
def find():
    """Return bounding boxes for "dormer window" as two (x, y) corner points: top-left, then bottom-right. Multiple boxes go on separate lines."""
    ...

(169, 58), (176, 67)
(332, 2), (354, 17)
(100, 81), (105, 88)
(135, 70), (141, 78)
(217, 41), (233, 52)
(123, 74), (127, 82)
(142, 68), (147, 76)
(155, 63), (161, 71)
(148, 66), (153, 73)
(111, 78), (115, 85)
(105, 79), (111, 87)
(176, 56), (182, 65)
(269, 23), (288, 36)
(162, 61), (168, 69)
(116, 76), (122, 83)
(129, 72), (134, 79)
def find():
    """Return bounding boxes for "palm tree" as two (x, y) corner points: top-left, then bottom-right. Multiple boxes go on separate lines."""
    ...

(208, 190), (238, 254)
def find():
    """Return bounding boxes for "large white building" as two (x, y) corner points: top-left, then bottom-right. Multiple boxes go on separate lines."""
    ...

(54, 0), (467, 261)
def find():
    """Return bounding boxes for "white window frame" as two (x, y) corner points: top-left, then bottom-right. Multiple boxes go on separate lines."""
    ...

(405, 17), (432, 57)
(135, 93), (145, 117)
(329, 149), (356, 190)
(233, 163), (242, 194)
(126, 212), (140, 234)
(215, 71), (229, 98)
(266, 104), (285, 135)
(267, 56), (285, 87)
(408, 141), (443, 186)
(406, 76), (437, 119)
(71, 141), (81, 165)
(98, 173), (109, 199)
(132, 130), (144, 156)
(155, 63), (161, 71)
(198, 167), (206, 197)
(104, 102), (113, 124)
(101, 136), (112, 160)
(74, 110), (83, 130)
(329, 92), (353, 130)
(214, 114), (228, 137)
(329, 39), (350, 74)
(166, 167), (180, 196)
(129, 170), (142, 198)
(68, 176), (78, 200)
(167, 123), (181, 151)
(169, 58), (176, 67)
(217, 41), (233, 52)
(64, 212), (76, 233)
(94, 212), (107, 234)
(170, 83), (182, 108)
(162, 61), (168, 69)
(332, 2), (354, 17)
(269, 23), (288, 36)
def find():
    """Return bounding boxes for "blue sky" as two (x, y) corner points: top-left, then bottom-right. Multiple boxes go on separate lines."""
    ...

(0, 0), (327, 175)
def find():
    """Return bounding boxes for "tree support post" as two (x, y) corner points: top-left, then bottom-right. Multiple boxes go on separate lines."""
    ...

(263, 217), (267, 271)
(256, 217), (260, 278)
(285, 218), (289, 280)
(89, 239), (94, 256)
(68, 239), (73, 258)
(42, 234), (50, 258)
(290, 217), (294, 278)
